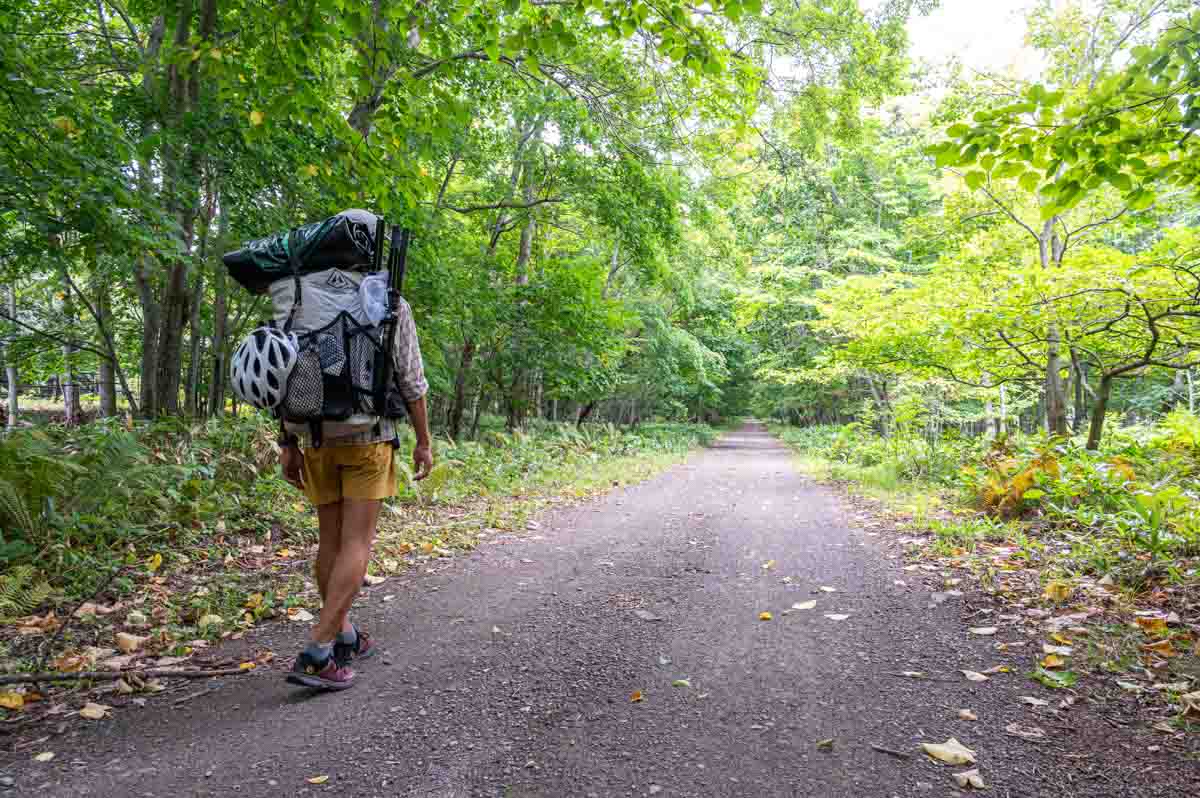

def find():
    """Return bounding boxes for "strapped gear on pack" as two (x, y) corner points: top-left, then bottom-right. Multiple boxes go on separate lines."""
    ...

(225, 212), (413, 446)
(230, 327), (299, 410)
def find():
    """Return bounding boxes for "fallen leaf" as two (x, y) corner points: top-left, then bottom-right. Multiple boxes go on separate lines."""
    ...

(921, 737), (976, 765)
(1180, 691), (1200, 718)
(961, 670), (989, 682)
(759, 611), (773, 621)
(79, 702), (111, 720)
(969, 626), (998, 636)
(363, 573), (387, 586)
(630, 691), (644, 703)
(1019, 696), (1049, 707)
(1041, 653), (1066, 669)
(147, 553), (163, 572)
(824, 614), (850, 621)
(419, 542), (435, 554)
(633, 609), (662, 622)
(1050, 632), (1072, 645)
(1116, 680), (1143, 693)
(671, 679), (691, 688)
(100, 654), (139, 670)
(239, 662), (256, 670)
(34, 752), (55, 763)
(816, 738), (835, 749)
(1135, 617), (1168, 636)
(953, 768), (986, 789)
(1005, 721), (1046, 741)
(818, 586), (837, 593)
(791, 600), (817, 610)
(1152, 721), (1176, 733)
(958, 708), (978, 721)
(761, 559), (775, 570)
(898, 671), (926, 678)
(276, 548), (292, 558)
(243, 593), (263, 610)
(1042, 643), (1073, 656)
(287, 608), (315, 622)
(1043, 580), (1072, 602)
(0, 692), (24, 710)
(115, 632), (148, 654)
(307, 775), (329, 784)
(981, 665), (1010, 675)
(1140, 639), (1176, 658)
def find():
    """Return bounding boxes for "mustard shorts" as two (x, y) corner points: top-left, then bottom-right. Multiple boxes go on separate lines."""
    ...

(300, 442), (397, 506)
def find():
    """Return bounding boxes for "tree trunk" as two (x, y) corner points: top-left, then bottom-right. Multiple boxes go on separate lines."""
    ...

(207, 251), (228, 417)
(184, 270), (204, 416)
(1044, 324), (1068, 436)
(61, 272), (81, 426)
(1086, 374), (1113, 450)
(0, 287), (13, 430)
(448, 339), (476, 440)
(999, 383), (1008, 435)
(1072, 353), (1088, 433)
(95, 277), (117, 418)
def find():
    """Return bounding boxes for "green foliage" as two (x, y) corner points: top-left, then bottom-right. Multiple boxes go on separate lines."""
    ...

(0, 565), (54, 620)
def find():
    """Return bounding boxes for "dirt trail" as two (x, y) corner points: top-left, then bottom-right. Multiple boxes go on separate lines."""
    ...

(4, 424), (1193, 796)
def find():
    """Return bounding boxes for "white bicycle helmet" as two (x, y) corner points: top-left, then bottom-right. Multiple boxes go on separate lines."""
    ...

(230, 326), (298, 410)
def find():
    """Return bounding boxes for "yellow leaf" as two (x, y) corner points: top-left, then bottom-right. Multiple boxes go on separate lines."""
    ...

(761, 559), (775, 570)
(239, 661), (256, 670)
(1042, 581), (1071, 602)
(1051, 632), (1072, 645)
(307, 775), (329, 784)
(304, 164), (319, 177)
(244, 592), (264, 609)
(34, 751), (55, 762)
(1041, 653), (1066, 669)
(961, 670), (989, 682)
(249, 110), (264, 126)
(51, 116), (77, 135)
(0, 692), (24, 710)
(759, 611), (773, 621)
(1141, 639), (1176, 658)
(921, 737), (976, 765)
(147, 552), (163, 572)
(420, 542), (435, 554)
(1135, 617), (1168, 636)
(79, 702), (110, 720)
(630, 690), (644, 703)
(276, 548), (292, 558)
(209, 48), (222, 60)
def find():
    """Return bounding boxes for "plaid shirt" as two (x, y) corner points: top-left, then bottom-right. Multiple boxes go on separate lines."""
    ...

(285, 297), (428, 448)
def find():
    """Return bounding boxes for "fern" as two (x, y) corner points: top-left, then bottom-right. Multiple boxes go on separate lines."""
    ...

(0, 565), (53, 619)
(0, 477), (35, 537)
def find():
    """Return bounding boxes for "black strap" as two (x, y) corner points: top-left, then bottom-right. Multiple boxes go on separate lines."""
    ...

(282, 229), (304, 334)
(309, 419), (322, 449)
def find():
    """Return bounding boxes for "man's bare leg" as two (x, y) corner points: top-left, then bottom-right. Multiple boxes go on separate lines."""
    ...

(314, 502), (354, 638)
(311, 498), (380, 645)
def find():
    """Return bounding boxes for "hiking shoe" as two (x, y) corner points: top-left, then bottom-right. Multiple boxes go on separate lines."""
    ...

(334, 628), (376, 665)
(285, 651), (355, 691)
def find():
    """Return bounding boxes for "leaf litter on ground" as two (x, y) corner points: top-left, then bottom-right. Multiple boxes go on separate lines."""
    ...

(921, 738), (976, 765)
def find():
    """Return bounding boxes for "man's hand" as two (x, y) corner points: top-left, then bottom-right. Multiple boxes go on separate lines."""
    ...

(280, 445), (305, 490)
(413, 443), (433, 481)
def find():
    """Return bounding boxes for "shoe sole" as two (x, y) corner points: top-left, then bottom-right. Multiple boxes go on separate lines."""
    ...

(285, 672), (354, 691)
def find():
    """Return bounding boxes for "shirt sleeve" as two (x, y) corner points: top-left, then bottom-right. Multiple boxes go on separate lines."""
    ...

(392, 298), (428, 403)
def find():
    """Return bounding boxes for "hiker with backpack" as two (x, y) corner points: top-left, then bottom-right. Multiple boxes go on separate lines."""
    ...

(225, 210), (432, 690)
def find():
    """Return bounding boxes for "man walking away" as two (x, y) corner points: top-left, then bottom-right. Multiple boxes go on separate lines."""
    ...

(278, 296), (432, 690)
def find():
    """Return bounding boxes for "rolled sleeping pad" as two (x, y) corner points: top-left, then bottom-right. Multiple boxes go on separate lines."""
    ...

(223, 209), (381, 294)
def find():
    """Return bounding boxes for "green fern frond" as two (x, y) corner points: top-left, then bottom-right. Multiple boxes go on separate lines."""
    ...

(0, 478), (34, 536)
(0, 565), (53, 619)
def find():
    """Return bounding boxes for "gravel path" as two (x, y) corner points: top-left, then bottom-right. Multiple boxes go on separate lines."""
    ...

(6, 424), (1194, 796)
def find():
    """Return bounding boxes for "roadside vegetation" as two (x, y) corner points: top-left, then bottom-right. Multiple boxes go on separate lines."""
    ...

(774, 410), (1200, 728)
(0, 414), (711, 717)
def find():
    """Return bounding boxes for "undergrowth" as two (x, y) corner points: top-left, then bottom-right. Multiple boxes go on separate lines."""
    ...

(0, 414), (714, 610)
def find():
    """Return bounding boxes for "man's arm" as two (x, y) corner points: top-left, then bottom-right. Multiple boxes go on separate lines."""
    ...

(406, 395), (433, 480)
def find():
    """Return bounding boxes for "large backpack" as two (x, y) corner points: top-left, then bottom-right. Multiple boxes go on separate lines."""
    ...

(226, 213), (412, 445)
